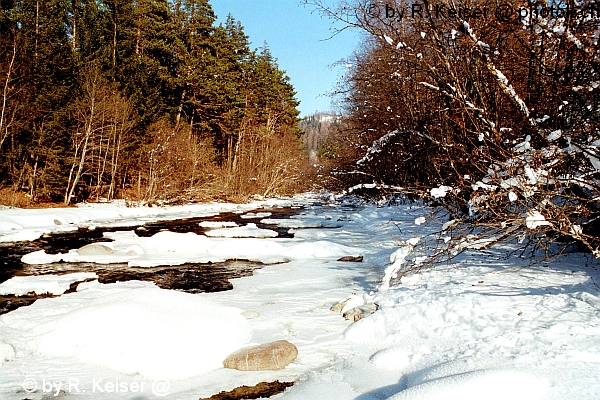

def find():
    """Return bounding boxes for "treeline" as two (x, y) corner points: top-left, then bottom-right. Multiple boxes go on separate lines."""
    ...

(0, 0), (303, 205)
(309, 0), (600, 259)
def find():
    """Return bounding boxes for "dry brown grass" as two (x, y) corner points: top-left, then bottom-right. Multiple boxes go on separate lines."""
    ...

(0, 188), (71, 208)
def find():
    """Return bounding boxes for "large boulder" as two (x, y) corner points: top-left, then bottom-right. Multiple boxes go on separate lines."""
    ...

(223, 340), (298, 371)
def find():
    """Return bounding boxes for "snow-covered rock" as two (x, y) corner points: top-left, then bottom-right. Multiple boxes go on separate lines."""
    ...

(204, 223), (278, 238)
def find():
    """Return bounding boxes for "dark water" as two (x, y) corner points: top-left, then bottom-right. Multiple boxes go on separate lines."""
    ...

(0, 206), (303, 315)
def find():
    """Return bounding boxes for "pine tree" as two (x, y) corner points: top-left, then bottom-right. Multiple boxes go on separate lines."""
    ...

(4, 0), (77, 200)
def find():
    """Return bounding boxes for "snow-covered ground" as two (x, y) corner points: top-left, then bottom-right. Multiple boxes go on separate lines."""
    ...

(0, 194), (599, 399)
(0, 198), (297, 243)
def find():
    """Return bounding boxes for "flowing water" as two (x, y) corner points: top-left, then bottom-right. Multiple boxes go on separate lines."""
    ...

(0, 206), (303, 315)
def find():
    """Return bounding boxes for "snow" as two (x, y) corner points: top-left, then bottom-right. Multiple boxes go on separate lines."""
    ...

(341, 260), (600, 400)
(0, 281), (250, 381)
(419, 81), (439, 91)
(340, 294), (365, 315)
(357, 131), (398, 165)
(261, 217), (332, 229)
(430, 185), (452, 198)
(204, 223), (278, 238)
(386, 370), (549, 399)
(513, 135), (531, 152)
(20, 228), (359, 267)
(526, 210), (553, 229)
(378, 238), (420, 292)
(199, 221), (238, 228)
(0, 273), (97, 296)
(240, 212), (272, 219)
(0, 198), (296, 243)
(1, 195), (600, 399)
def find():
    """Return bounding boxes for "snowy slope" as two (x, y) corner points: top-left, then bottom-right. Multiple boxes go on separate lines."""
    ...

(0, 195), (599, 399)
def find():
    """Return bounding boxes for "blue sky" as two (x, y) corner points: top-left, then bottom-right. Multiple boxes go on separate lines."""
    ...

(210, 0), (360, 117)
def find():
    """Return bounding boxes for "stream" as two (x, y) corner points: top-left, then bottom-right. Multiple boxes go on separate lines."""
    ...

(0, 206), (304, 315)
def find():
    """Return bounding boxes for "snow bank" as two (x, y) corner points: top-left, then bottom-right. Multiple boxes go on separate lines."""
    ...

(388, 369), (548, 400)
(0, 273), (97, 296)
(204, 223), (278, 238)
(0, 343), (15, 363)
(342, 262), (600, 399)
(0, 281), (250, 380)
(2, 196), (600, 399)
(199, 221), (238, 228)
(0, 197), (299, 243)
(240, 212), (272, 219)
(21, 228), (360, 267)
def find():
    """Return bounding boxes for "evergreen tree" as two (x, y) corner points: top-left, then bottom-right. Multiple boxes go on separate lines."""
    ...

(0, 0), (304, 203)
(246, 44), (300, 130)
(4, 0), (77, 200)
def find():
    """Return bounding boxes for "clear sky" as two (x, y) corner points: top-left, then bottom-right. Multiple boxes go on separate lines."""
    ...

(210, 0), (360, 117)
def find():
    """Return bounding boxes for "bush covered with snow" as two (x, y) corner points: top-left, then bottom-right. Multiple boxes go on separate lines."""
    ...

(311, 0), (600, 271)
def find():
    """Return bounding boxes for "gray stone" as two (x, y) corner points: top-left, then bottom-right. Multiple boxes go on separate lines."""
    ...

(77, 243), (115, 256)
(223, 340), (298, 371)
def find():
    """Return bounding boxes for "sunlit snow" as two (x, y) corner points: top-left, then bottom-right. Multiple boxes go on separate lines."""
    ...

(0, 194), (599, 399)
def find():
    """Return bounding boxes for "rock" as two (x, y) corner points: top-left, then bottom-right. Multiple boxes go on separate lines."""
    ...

(331, 294), (364, 315)
(337, 256), (364, 262)
(223, 340), (298, 371)
(199, 380), (294, 400)
(241, 311), (259, 320)
(330, 297), (352, 313)
(125, 245), (144, 256)
(343, 303), (379, 322)
(77, 243), (115, 256)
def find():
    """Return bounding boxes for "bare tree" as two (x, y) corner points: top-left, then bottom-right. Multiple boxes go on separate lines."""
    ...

(221, 110), (305, 201)
(142, 117), (216, 202)
(307, 0), (600, 269)
(0, 30), (20, 152)
(65, 66), (135, 205)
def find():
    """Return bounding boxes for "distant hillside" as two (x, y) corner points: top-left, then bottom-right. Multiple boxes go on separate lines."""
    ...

(300, 113), (341, 160)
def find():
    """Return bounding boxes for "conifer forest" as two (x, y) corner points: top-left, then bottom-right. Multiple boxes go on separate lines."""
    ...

(0, 0), (302, 204)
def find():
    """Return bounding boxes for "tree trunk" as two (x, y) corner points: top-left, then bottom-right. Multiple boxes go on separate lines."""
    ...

(0, 35), (17, 149)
